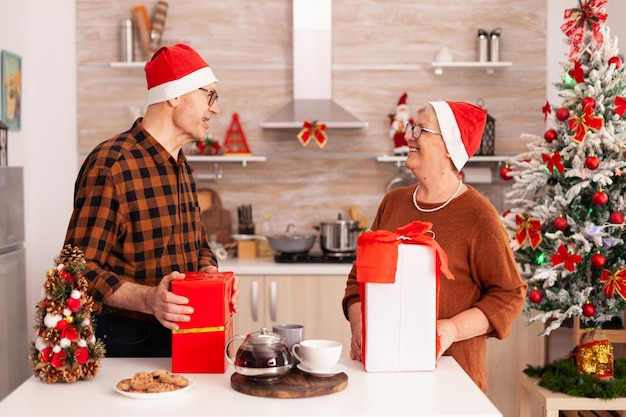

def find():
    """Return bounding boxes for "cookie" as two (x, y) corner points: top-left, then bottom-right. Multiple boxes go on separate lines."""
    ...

(129, 371), (153, 391)
(116, 378), (132, 392)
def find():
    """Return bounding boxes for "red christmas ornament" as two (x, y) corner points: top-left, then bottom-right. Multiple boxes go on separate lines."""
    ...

(528, 289), (543, 304)
(581, 97), (596, 110)
(544, 129), (557, 143)
(592, 190), (608, 206)
(500, 166), (513, 181)
(582, 303), (596, 317)
(553, 216), (568, 231)
(585, 155), (600, 170)
(591, 253), (606, 268)
(556, 107), (570, 121)
(609, 56), (623, 69)
(610, 210), (625, 224)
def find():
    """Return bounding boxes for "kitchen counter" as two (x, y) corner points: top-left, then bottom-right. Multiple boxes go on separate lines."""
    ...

(0, 357), (501, 416)
(219, 258), (353, 276)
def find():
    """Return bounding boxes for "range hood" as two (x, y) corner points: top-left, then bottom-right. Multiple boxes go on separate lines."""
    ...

(260, 0), (368, 129)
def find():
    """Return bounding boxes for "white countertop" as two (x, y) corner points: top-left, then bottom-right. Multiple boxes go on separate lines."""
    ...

(218, 258), (353, 276)
(0, 357), (501, 416)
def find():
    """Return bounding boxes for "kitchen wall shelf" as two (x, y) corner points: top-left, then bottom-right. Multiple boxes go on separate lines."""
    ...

(431, 61), (513, 75)
(109, 61), (146, 68)
(377, 154), (513, 167)
(186, 155), (266, 167)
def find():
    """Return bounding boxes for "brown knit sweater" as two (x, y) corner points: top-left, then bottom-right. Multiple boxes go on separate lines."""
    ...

(342, 185), (527, 392)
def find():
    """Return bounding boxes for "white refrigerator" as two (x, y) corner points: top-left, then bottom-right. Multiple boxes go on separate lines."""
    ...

(0, 167), (29, 400)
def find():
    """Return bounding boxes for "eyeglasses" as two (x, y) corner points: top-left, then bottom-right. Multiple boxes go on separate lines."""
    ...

(404, 123), (442, 140)
(198, 88), (219, 107)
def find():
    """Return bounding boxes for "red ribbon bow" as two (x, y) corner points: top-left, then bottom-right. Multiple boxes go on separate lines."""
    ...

(542, 152), (565, 175)
(551, 244), (582, 272)
(560, 0), (607, 62)
(567, 104), (604, 143)
(297, 120), (328, 148)
(615, 96), (626, 117)
(568, 60), (585, 83)
(600, 268), (626, 300)
(515, 214), (542, 250)
(542, 101), (551, 122)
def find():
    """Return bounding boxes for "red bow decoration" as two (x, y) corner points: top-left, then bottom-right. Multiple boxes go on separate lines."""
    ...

(542, 152), (565, 175)
(542, 101), (551, 122)
(551, 244), (582, 272)
(600, 268), (626, 300)
(615, 96), (626, 117)
(560, 0), (608, 62)
(297, 120), (328, 148)
(567, 104), (604, 143)
(568, 60), (585, 83)
(515, 214), (542, 250)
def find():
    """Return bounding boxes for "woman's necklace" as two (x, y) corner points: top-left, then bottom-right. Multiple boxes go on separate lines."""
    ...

(413, 180), (463, 213)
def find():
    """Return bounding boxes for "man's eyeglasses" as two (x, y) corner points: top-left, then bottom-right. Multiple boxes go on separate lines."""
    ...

(198, 88), (218, 106)
(404, 123), (442, 140)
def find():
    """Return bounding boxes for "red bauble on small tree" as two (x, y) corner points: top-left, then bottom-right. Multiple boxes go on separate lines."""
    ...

(556, 107), (570, 121)
(592, 190), (608, 206)
(609, 209), (625, 224)
(544, 129), (557, 143)
(585, 155), (600, 170)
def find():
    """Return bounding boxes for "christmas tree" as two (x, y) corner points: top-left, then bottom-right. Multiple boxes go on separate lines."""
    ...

(503, 0), (626, 336)
(28, 245), (105, 383)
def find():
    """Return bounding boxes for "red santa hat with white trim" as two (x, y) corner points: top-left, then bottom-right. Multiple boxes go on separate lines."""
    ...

(427, 101), (487, 171)
(144, 44), (218, 105)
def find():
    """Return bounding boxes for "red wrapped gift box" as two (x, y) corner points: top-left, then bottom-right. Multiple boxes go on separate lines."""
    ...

(171, 271), (234, 373)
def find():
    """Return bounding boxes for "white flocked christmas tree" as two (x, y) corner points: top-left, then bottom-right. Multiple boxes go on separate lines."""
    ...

(503, 0), (626, 335)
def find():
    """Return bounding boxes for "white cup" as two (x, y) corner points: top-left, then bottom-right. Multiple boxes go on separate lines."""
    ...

(291, 339), (342, 371)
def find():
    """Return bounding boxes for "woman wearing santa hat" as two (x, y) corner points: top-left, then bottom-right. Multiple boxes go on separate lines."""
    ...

(342, 101), (526, 392)
(64, 44), (239, 357)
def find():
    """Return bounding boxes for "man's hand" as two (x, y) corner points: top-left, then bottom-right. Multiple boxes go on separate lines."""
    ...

(145, 271), (193, 330)
(199, 265), (240, 313)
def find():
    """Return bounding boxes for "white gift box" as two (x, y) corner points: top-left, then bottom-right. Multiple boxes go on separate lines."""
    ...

(363, 243), (437, 372)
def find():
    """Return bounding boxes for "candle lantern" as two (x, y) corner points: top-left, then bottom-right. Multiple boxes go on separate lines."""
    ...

(475, 99), (495, 156)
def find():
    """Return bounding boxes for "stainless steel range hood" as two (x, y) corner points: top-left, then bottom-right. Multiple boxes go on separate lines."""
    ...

(260, 0), (368, 129)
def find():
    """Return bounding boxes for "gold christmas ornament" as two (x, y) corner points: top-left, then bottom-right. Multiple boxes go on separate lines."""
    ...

(576, 328), (614, 380)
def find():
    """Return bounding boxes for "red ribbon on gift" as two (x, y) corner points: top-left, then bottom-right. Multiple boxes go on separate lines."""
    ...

(568, 104), (604, 143)
(560, 0), (607, 62)
(600, 268), (626, 300)
(515, 214), (542, 250)
(541, 152), (565, 175)
(551, 244), (582, 272)
(297, 120), (328, 148)
(356, 221), (455, 363)
(615, 96), (626, 117)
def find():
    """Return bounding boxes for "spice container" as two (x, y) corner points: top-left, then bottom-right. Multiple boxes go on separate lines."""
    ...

(120, 18), (134, 62)
(489, 28), (501, 62)
(477, 29), (489, 62)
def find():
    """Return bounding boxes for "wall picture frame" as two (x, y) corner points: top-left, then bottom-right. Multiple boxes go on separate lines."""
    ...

(1, 50), (21, 131)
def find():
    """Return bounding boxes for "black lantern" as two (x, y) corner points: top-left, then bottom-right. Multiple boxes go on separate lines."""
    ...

(475, 99), (495, 156)
(0, 121), (7, 166)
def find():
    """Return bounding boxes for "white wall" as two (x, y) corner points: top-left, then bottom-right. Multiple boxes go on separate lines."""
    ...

(0, 0), (77, 348)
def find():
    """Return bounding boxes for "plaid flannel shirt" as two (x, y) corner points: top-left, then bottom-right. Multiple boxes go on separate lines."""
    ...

(65, 119), (217, 313)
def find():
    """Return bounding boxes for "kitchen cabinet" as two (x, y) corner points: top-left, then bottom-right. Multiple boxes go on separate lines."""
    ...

(233, 274), (352, 357)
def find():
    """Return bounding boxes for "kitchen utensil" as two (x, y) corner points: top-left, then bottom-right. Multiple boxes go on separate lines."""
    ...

(291, 339), (342, 372)
(238, 204), (255, 234)
(266, 223), (316, 254)
(225, 328), (293, 382)
(315, 214), (361, 254)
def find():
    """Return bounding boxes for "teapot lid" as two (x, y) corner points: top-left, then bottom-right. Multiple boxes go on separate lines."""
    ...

(246, 328), (285, 347)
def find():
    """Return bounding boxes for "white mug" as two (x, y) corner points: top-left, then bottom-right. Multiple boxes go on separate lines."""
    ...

(291, 339), (342, 371)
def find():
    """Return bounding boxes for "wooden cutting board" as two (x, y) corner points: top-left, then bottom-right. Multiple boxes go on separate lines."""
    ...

(230, 368), (348, 398)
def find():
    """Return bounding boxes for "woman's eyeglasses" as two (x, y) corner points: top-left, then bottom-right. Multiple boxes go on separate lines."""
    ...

(198, 88), (218, 106)
(404, 123), (441, 140)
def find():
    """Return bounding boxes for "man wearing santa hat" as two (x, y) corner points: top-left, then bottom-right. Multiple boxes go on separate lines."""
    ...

(343, 101), (526, 392)
(64, 44), (239, 357)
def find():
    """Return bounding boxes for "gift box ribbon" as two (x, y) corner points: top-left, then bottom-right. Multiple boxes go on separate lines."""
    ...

(356, 221), (455, 363)
(172, 316), (232, 335)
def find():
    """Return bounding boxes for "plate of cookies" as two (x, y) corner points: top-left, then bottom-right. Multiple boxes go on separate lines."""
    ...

(114, 370), (193, 399)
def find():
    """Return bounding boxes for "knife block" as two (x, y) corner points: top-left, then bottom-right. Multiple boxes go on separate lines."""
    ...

(237, 240), (257, 259)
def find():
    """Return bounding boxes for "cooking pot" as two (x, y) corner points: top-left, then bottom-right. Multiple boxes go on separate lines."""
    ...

(225, 328), (293, 381)
(315, 214), (361, 254)
(266, 223), (316, 254)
